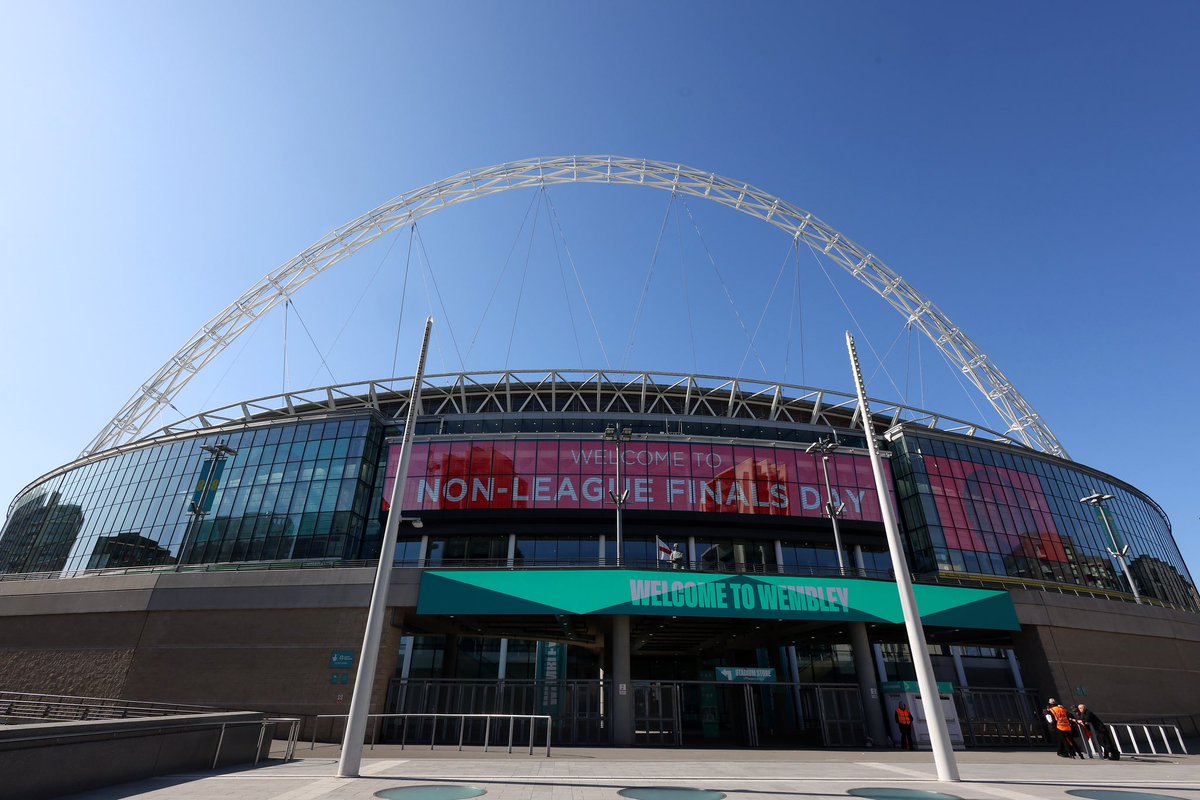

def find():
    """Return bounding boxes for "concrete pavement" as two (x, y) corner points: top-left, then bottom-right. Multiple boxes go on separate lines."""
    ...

(63, 744), (1200, 800)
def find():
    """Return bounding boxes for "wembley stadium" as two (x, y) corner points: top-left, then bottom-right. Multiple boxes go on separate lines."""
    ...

(1, 157), (1197, 750)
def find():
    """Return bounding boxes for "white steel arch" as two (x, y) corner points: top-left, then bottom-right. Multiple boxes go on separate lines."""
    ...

(85, 156), (1069, 458)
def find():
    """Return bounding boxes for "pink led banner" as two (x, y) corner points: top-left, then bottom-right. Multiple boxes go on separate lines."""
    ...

(921, 456), (1066, 561)
(384, 439), (892, 521)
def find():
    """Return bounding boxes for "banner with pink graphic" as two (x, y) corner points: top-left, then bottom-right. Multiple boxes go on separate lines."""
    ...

(383, 439), (892, 521)
(921, 456), (1067, 561)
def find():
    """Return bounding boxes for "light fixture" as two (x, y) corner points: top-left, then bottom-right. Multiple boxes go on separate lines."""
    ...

(1080, 492), (1140, 603)
(807, 437), (847, 575)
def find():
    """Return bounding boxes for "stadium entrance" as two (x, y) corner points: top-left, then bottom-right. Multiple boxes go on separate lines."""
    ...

(380, 568), (1029, 747)
(628, 679), (866, 748)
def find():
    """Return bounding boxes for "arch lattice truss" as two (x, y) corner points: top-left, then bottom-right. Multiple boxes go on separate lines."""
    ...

(86, 156), (1068, 459)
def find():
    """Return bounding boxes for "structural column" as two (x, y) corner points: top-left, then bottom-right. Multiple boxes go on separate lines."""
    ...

(950, 646), (969, 689)
(787, 645), (805, 727)
(1006, 648), (1025, 690)
(611, 615), (634, 746)
(849, 621), (888, 746)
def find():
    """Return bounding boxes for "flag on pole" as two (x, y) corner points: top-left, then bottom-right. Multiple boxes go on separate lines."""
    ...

(656, 536), (673, 561)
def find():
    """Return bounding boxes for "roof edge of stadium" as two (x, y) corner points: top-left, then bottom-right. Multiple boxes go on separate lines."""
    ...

(140, 369), (1013, 444)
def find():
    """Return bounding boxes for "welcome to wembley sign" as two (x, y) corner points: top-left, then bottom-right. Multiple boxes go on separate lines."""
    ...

(417, 569), (1020, 630)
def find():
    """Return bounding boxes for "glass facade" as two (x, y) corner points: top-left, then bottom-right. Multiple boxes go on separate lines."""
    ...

(0, 405), (1194, 613)
(0, 416), (379, 574)
(890, 432), (1198, 609)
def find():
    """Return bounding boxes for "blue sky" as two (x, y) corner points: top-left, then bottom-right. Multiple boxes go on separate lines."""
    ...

(1, 1), (1198, 571)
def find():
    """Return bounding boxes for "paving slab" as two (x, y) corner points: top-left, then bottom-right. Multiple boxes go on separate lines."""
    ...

(62, 745), (1200, 800)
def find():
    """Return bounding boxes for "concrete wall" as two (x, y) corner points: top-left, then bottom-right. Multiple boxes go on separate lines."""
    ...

(1011, 589), (1200, 720)
(2, 570), (1198, 734)
(0, 568), (422, 724)
(0, 711), (268, 800)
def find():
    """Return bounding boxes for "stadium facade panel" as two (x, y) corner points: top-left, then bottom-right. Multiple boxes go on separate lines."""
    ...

(2, 374), (1191, 606)
(1, 372), (1197, 746)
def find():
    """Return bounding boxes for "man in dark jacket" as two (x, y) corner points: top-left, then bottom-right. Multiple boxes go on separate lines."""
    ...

(1076, 704), (1119, 760)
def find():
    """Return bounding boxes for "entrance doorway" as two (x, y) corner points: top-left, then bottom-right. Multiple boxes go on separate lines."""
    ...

(669, 681), (859, 747)
(633, 682), (681, 745)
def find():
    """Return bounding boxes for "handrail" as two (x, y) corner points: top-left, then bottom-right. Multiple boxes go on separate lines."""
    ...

(0, 716), (302, 766)
(1070, 720), (1189, 758)
(0, 691), (216, 721)
(1107, 722), (1188, 756)
(920, 570), (1180, 610)
(311, 712), (551, 757)
(0, 558), (897, 582)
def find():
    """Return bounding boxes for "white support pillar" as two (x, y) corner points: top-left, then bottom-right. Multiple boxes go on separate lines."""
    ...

(397, 635), (415, 717)
(688, 536), (696, 569)
(873, 644), (888, 685)
(506, 534), (516, 568)
(787, 645), (804, 726)
(497, 638), (509, 681)
(951, 645), (969, 689)
(1006, 648), (1025, 690)
(599, 534), (606, 566)
(400, 636), (415, 680)
(774, 540), (785, 573)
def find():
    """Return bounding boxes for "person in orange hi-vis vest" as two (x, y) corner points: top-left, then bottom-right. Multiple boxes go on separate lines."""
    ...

(1047, 699), (1082, 758)
(895, 702), (915, 750)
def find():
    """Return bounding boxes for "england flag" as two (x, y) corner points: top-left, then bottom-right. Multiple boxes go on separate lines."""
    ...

(656, 536), (673, 561)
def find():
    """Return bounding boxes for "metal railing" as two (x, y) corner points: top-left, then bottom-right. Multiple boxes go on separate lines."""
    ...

(1067, 721), (1189, 759)
(1115, 711), (1200, 739)
(258, 717), (302, 764)
(214, 717), (301, 767)
(925, 571), (1188, 611)
(0, 557), (895, 582)
(311, 713), (551, 756)
(1107, 723), (1188, 757)
(0, 691), (214, 721)
(0, 715), (301, 768)
(954, 687), (1046, 747)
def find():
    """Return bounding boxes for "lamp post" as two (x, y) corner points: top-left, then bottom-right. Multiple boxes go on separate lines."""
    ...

(806, 437), (846, 575)
(846, 331), (959, 782)
(604, 425), (632, 567)
(808, 436), (887, 745)
(1080, 492), (1141, 604)
(177, 442), (237, 570)
(338, 316), (433, 778)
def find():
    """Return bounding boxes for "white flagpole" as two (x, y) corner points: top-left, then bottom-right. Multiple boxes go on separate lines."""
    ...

(338, 317), (433, 777)
(846, 331), (960, 782)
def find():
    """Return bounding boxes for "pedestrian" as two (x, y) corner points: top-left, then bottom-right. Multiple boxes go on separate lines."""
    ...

(895, 701), (915, 750)
(1076, 704), (1119, 760)
(1047, 698), (1080, 758)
